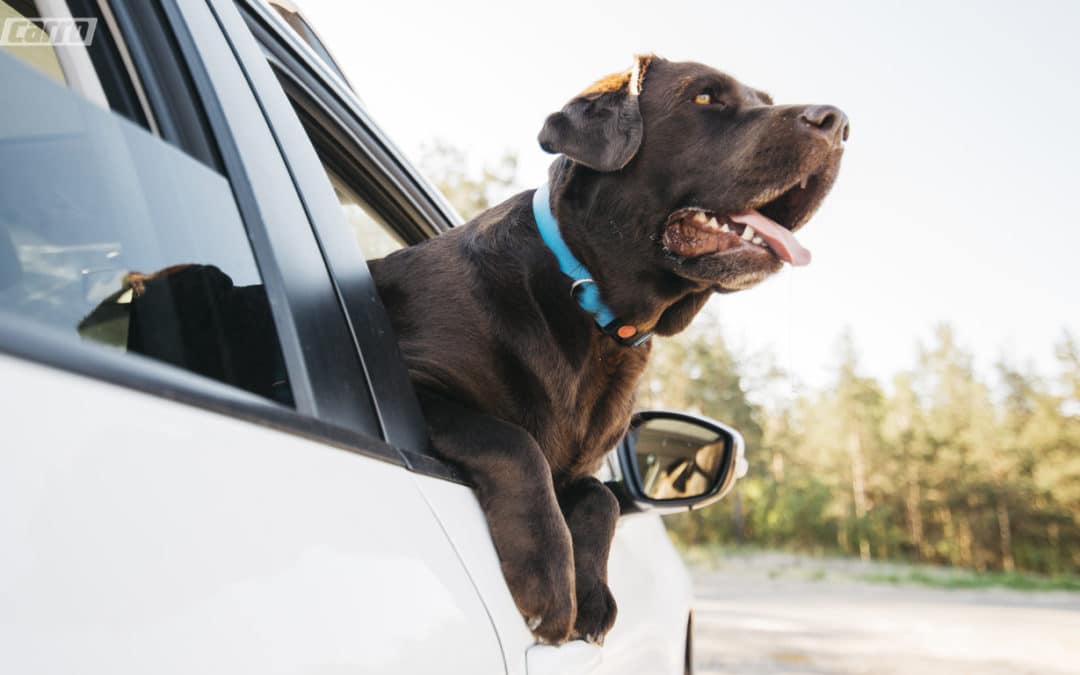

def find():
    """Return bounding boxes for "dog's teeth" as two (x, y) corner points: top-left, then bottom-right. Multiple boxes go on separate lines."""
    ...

(691, 211), (709, 225)
(704, 216), (720, 231)
(527, 616), (543, 631)
(720, 223), (731, 233)
(753, 236), (764, 245)
(800, 176), (809, 189)
(741, 225), (756, 241)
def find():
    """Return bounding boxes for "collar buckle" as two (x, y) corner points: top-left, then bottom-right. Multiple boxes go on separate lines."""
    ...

(601, 320), (654, 347)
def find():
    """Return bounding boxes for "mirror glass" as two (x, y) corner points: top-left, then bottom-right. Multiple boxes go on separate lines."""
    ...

(632, 417), (729, 500)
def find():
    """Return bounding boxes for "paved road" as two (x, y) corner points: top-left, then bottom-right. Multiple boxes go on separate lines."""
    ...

(691, 554), (1080, 674)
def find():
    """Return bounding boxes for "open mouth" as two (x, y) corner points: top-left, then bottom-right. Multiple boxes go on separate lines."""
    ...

(662, 175), (823, 267)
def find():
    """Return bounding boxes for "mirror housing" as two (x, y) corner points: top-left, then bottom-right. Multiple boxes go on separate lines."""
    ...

(611, 410), (747, 515)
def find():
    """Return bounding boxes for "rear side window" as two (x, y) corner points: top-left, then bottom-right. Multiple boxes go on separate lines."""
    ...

(326, 168), (405, 259)
(0, 15), (293, 404)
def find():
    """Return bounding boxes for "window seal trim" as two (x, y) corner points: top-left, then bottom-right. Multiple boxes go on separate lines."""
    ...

(104, 0), (223, 169)
(95, 0), (160, 135)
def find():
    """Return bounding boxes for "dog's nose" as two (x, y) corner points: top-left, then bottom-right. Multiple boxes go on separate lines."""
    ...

(798, 105), (849, 148)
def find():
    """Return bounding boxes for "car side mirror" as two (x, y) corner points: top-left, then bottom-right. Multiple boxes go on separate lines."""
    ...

(612, 410), (747, 515)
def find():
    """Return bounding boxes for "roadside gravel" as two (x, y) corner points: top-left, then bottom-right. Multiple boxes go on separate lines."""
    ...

(691, 552), (1080, 674)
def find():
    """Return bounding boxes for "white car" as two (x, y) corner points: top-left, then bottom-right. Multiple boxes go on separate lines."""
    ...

(0, 1), (744, 673)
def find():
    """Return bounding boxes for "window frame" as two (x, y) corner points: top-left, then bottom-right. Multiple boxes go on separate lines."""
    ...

(70, 0), (157, 132)
(232, 0), (469, 483)
(0, 0), (418, 472)
(103, 0), (223, 169)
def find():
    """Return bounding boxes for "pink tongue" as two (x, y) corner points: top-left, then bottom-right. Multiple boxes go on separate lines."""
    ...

(729, 210), (811, 266)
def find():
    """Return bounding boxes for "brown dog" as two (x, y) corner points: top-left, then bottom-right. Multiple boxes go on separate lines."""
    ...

(368, 55), (847, 644)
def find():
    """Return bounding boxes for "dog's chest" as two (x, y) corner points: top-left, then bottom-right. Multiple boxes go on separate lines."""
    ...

(549, 341), (651, 481)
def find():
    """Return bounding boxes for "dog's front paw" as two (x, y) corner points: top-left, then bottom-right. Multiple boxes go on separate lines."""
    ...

(571, 577), (617, 645)
(506, 555), (577, 644)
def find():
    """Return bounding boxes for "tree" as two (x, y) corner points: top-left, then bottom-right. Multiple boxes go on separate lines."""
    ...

(418, 141), (518, 221)
(882, 372), (932, 560)
(637, 310), (765, 546)
(645, 319), (1080, 575)
(793, 331), (887, 560)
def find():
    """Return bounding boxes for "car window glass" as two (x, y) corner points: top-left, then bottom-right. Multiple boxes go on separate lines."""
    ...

(326, 168), (405, 259)
(0, 38), (293, 404)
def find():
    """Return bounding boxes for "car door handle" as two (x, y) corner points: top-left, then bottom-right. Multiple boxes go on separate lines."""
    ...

(526, 640), (603, 675)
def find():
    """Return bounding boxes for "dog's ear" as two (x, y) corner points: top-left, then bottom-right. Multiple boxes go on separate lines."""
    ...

(538, 55), (653, 172)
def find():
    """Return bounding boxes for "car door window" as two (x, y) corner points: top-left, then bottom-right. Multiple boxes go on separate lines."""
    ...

(326, 168), (405, 259)
(0, 9), (293, 404)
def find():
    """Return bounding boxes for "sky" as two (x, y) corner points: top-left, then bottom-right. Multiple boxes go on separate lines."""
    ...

(298, 0), (1079, 391)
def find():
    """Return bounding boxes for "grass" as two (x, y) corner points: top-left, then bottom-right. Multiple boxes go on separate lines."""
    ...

(677, 542), (1080, 592)
(861, 569), (1080, 592)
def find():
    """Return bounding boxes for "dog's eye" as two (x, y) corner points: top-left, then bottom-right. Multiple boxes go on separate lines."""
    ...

(694, 93), (712, 105)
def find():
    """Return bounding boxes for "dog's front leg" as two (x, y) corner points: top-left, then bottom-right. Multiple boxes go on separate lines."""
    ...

(418, 391), (577, 644)
(558, 477), (620, 644)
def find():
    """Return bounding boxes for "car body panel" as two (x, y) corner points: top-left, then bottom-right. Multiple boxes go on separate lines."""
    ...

(603, 514), (692, 674)
(0, 353), (504, 674)
(410, 463), (692, 675)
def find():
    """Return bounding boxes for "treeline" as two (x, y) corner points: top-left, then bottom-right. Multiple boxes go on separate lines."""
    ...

(637, 318), (1080, 576)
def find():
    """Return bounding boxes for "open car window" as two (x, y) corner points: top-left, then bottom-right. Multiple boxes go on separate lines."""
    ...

(326, 168), (406, 260)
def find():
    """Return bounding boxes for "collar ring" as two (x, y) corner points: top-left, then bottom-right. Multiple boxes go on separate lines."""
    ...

(569, 278), (596, 298)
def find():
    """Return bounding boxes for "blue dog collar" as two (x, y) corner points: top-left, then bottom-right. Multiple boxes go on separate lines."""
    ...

(532, 183), (652, 347)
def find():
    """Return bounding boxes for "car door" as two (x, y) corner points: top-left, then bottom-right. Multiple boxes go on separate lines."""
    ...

(0, 1), (503, 673)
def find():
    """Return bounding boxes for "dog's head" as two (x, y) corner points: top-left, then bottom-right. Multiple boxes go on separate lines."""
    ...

(539, 55), (847, 298)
